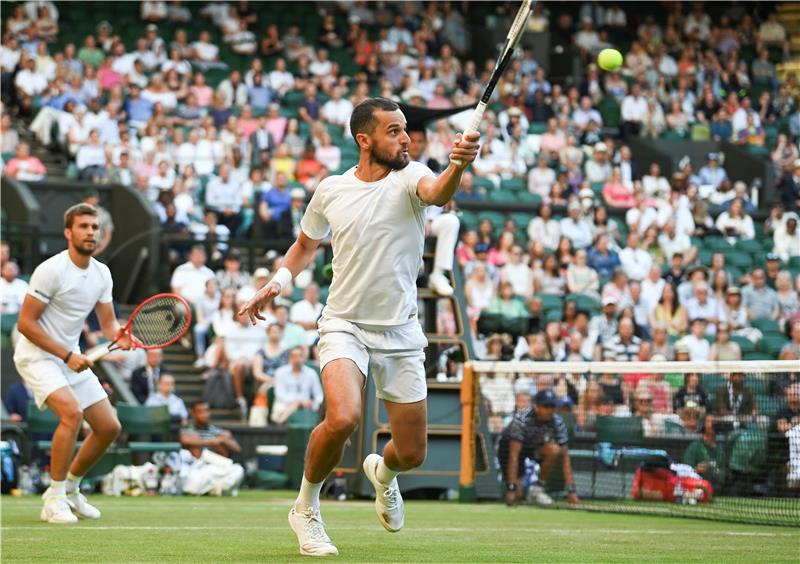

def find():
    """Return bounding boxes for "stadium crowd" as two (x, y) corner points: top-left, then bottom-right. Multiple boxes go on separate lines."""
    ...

(1, 0), (799, 436)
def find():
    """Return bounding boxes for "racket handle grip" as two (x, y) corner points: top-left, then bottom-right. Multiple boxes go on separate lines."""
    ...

(451, 101), (487, 167)
(87, 343), (114, 363)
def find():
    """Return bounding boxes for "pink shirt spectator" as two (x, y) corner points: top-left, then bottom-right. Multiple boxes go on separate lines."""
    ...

(602, 181), (636, 208)
(266, 116), (288, 145)
(190, 85), (213, 107)
(238, 118), (260, 139)
(98, 67), (122, 91)
(4, 156), (47, 179)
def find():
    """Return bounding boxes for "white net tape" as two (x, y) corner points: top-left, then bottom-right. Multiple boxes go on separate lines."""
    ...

(469, 360), (800, 375)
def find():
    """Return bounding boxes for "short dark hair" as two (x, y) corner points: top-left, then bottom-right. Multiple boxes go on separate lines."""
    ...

(64, 203), (97, 228)
(349, 97), (399, 141)
(190, 401), (208, 411)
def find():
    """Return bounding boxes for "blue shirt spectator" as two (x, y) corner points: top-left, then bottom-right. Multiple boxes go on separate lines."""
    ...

(3, 382), (32, 422)
(248, 75), (274, 110)
(589, 245), (622, 279)
(261, 184), (292, 221)
(127, 91), (154, 125)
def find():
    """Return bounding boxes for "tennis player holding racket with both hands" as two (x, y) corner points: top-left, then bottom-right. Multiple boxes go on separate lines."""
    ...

(14, 203), (189, 524)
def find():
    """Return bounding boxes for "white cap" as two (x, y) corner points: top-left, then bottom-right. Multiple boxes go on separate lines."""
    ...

(253, 267), (270, 279)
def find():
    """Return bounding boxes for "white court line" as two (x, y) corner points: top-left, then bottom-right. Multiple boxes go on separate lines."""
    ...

(1, 526), (795, 537)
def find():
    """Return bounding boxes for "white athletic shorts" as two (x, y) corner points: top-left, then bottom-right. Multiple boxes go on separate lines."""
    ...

(15, 357), (107, 410)
(317, 316), (428, 404)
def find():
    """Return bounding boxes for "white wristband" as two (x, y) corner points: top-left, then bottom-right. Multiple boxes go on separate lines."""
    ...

(271, 267), (292, 289)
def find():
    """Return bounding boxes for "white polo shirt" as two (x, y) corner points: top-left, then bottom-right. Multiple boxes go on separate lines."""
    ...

(301, 161), (434, 325)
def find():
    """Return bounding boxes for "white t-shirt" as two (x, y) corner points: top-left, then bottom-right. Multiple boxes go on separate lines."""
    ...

(301, 161), (434, 325)
(170, 261), (215, 304)
(14, 251), (113, 363)
(0, 277), (29, 314)
(222, 322), (267, 361)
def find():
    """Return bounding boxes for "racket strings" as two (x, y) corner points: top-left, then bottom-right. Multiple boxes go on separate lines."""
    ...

(130, 296), (191, 346)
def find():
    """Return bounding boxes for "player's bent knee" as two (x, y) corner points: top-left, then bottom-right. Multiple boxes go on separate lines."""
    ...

(59, 407), (84, 431)
(324, 410), (360, 439)
(396, 445), (427, 469)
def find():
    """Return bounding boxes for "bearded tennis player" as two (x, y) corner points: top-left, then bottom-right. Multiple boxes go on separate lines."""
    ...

(14, 203), (135, 523)
(239, 97), (480, 556)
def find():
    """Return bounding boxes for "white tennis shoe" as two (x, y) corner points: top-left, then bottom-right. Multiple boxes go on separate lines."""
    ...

(428, 273), (454, 297)
(526, 484), (554, 506)
(363, 454), (404, 532)
(68, 491), (101, 519)
(288, 506), (339, 557)
(40, 492), (78, 524)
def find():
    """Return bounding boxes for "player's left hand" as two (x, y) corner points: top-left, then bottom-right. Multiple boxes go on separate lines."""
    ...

(115, 328), (141, 350)
(449, 131), (480, 168)
(566, 492), (580, 505)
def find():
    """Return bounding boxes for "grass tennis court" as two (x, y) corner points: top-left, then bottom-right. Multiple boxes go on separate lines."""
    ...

(2, 492), (798, 563)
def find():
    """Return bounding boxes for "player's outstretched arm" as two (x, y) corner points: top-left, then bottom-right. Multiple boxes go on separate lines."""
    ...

(18, 295), (94, 372)
(417, 131), (480, 206)
(238, 230), (323, 324)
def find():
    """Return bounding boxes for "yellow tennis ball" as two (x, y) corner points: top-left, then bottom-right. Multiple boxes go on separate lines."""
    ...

(598, 48), (623, 71)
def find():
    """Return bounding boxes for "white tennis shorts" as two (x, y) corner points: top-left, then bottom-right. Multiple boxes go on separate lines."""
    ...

(317, 316), (428, 404)
(15, 357), (107, 410)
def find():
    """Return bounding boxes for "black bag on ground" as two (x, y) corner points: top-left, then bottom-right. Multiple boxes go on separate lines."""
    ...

(202, 369), (237, 409)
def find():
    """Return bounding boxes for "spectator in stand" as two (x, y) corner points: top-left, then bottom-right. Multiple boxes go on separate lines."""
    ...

(715, 198), (755, 242)
(215, 309), (268, 419)
(0, 260), (28, 315)
(678, 318), (711, 361)
(500, 246), (533, 300)
(527, 154), (556, 199)
(620, 83), (648, 139)
(712, 372), (756, 418)
(599, 316), (641, 361)
(778, 159), (800, 210)
(619, 231), (651, 282)
(559, 202), (593, 250)
(271, 346), (324, 425)
(290, 282), (323, 346)
(145, 373), (188, 425)
(180, 401), (242, 459)
(170, 244), (215, 305)
(205, 163), (243, 235)
(566, 249), (599, 298)
(4, 142), (46, 180)
(742, 269), (780, 321)
(776, 271), (799, 325)
(710, 323), (741, 361)
(685, 281), (724, 335)
(131, 349), (164, 405)
(588, 234), (620, 280)
(602, 167), (635, 208)
(527, 203), (560, 251)
(697, 153), (727, 194)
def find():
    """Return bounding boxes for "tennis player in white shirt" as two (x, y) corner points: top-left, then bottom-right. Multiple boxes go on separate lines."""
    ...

(14, 203), (135, 523)
(239, 98), (479, 556)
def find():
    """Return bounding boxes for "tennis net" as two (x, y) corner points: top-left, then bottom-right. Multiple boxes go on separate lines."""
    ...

(461, 360), (800, 526)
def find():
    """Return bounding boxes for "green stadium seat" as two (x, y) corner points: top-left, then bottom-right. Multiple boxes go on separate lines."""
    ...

(758, 335), (788, 357)
(545, 309), (563, 322)
(459, 210), (478, 231)
(743, 351), (774, 361)
(516, 192), (542, 206)
(528, 122), (548, 134)
(734, 239), (762, 254)
(27, 401), (59, 434)
(750, 318), (779, 333)
(472, 175), (495, 192)
(488, 190), (518, 204)
(731, 335), (755, 354)
(724, 250), (753, 270)
(509, 212), (534, 230)
(596, 416), (644, 446)
(477, 210), (506, 227)
(597, 97), (620, 129)
(117, 404), (171, 435)
(500, 178), (526, 192)
(536, 294), (563, 312)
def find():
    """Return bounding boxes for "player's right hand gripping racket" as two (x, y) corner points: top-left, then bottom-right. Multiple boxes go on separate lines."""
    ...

(87, 293), (192, 362)
(451, 0), (534, 166)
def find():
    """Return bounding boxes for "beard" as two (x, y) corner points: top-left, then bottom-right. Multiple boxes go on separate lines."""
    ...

(72, 237), (96, 256)
(371, 145), (409, 170)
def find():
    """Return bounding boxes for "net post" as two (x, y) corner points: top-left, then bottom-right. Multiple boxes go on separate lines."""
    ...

(459, 361), (477, 502)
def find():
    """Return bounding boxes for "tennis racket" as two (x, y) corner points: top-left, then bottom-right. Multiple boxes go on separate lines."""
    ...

(451, 0), (534, 166)
(87, 293), (192, 362)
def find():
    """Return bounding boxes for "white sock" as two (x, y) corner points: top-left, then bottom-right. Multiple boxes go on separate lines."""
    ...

(295, 475), (323, 510)
(376, 457), (399, 486)
(432, 267), (445, 277)
(49, 480), (66, 496)
(66, 472), (83, 493)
